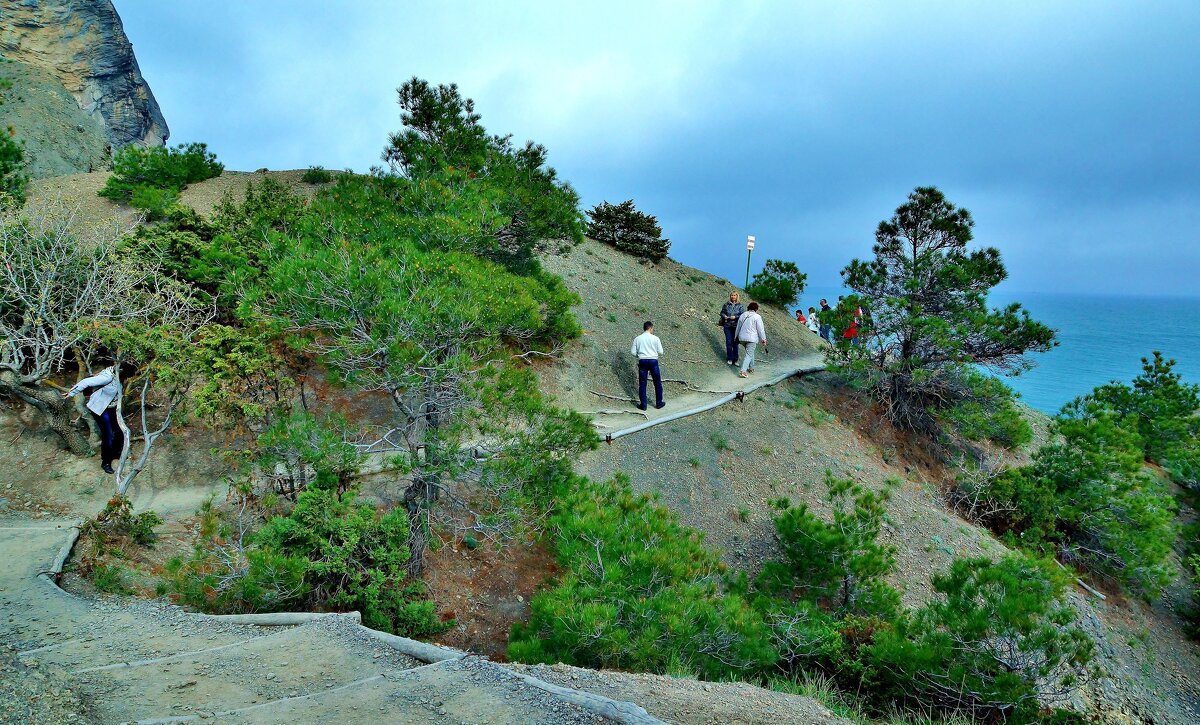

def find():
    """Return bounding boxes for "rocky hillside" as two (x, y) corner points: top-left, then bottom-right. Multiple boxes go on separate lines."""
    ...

(5, 170), (1198, 723)
(0, 0), (167, 176)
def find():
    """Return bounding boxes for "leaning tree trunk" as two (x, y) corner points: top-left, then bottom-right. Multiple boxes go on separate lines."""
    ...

(0, 371), (91, 455)
(404, 473), (435, 578)
(404, 378), (444, 578)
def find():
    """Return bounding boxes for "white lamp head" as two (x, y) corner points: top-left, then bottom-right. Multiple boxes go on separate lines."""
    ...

(746, 235), (756, 251)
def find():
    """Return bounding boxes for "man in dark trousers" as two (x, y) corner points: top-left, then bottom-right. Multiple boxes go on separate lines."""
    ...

(630, 321), (666, 411)
(717, 291), (745, 365)
(818, 298), (834, 343)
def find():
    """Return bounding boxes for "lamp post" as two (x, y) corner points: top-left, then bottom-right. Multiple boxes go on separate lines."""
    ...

(744, 235), (755, 289)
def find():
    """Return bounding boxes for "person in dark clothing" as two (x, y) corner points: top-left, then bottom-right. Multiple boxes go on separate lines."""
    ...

(63, 366), (124, 474)
(631, 321), (666, 410)
(718, 291), (745, 365)
(818, 298), (833, 343)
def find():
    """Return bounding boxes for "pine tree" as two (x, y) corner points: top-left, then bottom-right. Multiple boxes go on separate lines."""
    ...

(586, 200), (671, 261)
(840, 186), (1055, 435)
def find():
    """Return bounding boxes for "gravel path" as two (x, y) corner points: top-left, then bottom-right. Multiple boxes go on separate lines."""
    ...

(0, 516), (641, 724)
(512, 663), (854, 725)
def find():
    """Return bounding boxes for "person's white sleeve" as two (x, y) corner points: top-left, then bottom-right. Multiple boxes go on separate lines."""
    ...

(758, 317), (767, 342)
(656, 337), (664, 356)
(631, 339), (638, 356)
(68, 368), (113, 396)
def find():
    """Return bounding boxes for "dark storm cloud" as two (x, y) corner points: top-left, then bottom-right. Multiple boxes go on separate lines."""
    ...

(116, 0), (1199, 297)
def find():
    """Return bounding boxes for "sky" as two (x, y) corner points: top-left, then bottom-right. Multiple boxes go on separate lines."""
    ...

(117, 0), (1200, 299)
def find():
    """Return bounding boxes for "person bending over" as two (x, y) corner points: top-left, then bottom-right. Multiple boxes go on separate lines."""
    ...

(63, 365), (124, 474)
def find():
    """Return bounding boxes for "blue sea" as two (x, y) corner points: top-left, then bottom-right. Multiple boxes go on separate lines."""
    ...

(991, 293), (1200, 414)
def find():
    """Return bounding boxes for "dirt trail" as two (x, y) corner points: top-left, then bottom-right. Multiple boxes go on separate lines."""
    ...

(593, 352), (826, 437)
(1, 516), (847, 724)
(0, 518), (640, 724)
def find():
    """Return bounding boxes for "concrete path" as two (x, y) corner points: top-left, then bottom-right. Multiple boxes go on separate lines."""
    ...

(0, 518), (659, 724)
(590, 352), (825, 438)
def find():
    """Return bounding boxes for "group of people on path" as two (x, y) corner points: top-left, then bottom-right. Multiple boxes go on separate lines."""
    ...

(627, 290), (769, 411)
(718, 292), (767, 377)
(629, 289), (862, 412)
(797, 297), (861, 344)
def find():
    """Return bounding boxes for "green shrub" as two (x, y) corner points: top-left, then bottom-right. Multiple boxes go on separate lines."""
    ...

(118, 206), (214, 288)
(165, 540), (310, 614)
(508, 473), (776, 679)
(81, 496), (163, 548)
(189, 177), (308, 307)
(978, 405), (1176, 598)
(252, 487), (447, 636)
(866, 555), (1094, 723)
(128, 184), (179, 221)
(0, 125), (28, 205)
(758, 472), (899, 617)
(747, 259), (807, 308)
(100, 142), (222, 203)
(940, 369), (1032, 449)
(92, 562), (132, 595)
(301, 165), (334, 184)
(586, 200), (670, 261)
(167, 488), (447, 637)
(1085, 352), (1200, 487)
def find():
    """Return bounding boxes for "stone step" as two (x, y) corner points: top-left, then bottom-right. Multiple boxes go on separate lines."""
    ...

(203, 658), (603, 725)
(65, 617), (422, 723)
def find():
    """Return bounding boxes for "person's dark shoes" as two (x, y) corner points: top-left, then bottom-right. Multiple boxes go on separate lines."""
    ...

(636, 404), (647, 411)
(101, 462), (114, 475)
(655, 402), (666, 409)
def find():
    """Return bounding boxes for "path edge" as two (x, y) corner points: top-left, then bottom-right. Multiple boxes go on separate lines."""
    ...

(35, 520), (666, 725)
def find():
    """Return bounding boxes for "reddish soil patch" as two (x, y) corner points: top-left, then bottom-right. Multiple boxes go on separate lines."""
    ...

(802, 374), (948, 483)
(424, 534), (558, 661)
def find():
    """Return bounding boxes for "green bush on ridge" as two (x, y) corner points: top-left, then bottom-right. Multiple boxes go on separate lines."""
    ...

(747, 259), (807, 309)
(586, 199), (670, 261)
(301, 165), (333, 184)
(99, 141), (223, 214)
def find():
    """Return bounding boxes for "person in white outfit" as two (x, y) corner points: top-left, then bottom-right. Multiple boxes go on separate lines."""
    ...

(805, 306), (820, 335)
(63, 366), (124, 474)
(733, 302), (767, 378)
(630, 321), (666, 410)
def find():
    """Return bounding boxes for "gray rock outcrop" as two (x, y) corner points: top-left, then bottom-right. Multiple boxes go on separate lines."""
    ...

(0, 0), (168, 171)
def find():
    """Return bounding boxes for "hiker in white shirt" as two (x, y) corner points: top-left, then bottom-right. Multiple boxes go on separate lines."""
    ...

(62, 365), (124, 474)
(631, 321), (665, 410)
(733, 302), (767, 378)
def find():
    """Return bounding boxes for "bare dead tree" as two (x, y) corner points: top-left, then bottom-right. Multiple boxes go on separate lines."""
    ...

(0, 195), (156, 453)
(110, 292), (213, 496)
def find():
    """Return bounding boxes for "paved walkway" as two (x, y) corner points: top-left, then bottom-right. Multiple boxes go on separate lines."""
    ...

(590, 352), (825, 438)
(0, 518), (658, 724)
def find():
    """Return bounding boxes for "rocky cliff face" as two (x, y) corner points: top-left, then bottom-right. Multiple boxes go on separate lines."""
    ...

(0, 0), (168, 154)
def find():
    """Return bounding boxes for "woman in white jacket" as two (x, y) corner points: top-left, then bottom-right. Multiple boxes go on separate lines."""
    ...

(805, 306), (820, 335)
(733, 302), (767, 378)
(62, 366), (123, 474)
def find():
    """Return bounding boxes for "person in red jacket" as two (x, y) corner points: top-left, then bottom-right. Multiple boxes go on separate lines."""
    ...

(842, 319), (859, 344)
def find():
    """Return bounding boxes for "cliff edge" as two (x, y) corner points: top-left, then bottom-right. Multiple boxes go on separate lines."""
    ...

(0, 0), (167, 176)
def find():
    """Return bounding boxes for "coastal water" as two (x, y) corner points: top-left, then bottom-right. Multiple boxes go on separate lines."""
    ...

(991, 293), (1200, 414)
